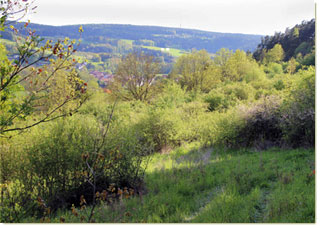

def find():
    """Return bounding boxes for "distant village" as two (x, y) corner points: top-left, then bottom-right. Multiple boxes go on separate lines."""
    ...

(89, 70), (114, 83)
(76, 62), (114, 87)
(89, 70), (114, 87)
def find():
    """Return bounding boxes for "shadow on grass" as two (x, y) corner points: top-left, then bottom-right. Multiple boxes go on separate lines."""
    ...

(90, 147), (314, 223)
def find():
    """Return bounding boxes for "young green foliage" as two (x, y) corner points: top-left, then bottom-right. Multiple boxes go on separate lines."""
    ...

(170, 50), (219, 92)
(110, 52), (161, 101)
(0, 8), (87, 135)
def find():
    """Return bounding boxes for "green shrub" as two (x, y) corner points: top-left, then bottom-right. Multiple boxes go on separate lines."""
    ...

(265, 63), (283, 78)
(210, 109), (245, 148)
(204, 92), (226, 111)
(204, 82), (254, 113)
(211, 67), (314, 149)
(251, 78), (272, 90)
(243, 66), (265, 83)
(273, 80), (285, 90)
(135, 108), (182, 152)
(301, 52), (315, 66)
(254, 90), (264, 100)
(0, 112), (151, 222)
(204, 87), (237, 112)
(179, 101), (210, 143)
(224, 83), (253, 102)
(153, 81), (187, 109)
(234, 86), (249, 100)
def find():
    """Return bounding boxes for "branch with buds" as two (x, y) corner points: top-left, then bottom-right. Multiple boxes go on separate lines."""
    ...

(0, 4), (87, 135)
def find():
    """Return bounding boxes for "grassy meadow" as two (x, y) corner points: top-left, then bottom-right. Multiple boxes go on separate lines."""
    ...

(22, 143), (315, 223)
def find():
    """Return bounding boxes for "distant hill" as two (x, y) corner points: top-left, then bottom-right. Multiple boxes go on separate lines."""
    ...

(2, 22), (262, 53)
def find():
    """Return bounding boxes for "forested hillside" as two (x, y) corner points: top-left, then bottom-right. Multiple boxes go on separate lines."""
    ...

(253, 19), (315, 62)
(1, 22), (262, 53)
(0, 1), (315, 223)
(0, 22), (263, 75)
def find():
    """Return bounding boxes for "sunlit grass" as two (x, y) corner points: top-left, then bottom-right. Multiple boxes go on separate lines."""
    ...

(37, 144), (314, 223)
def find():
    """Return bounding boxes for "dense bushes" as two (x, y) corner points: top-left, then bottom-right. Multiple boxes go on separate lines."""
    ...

(234, 96), (283, 148)
(136, 64), (315, 151)
(135, 108), (180, 152)
(280, 67), (315, 147)
(204, 82), (254, 112)
(0, 109), (152, 222)
(135, 101), (210, 153)
(23, 116), (100, 208)
(209, 67), (315, 149)
(205, 92), (228, 112)
(0, 41), (315, 223)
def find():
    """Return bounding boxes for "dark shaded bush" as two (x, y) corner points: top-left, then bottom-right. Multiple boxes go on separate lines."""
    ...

(212, 96), (283, 149)
(280, 67), (315, 147)
(235, 96), (283, 149)
(281, 108), (314, 148)
(212, 67), (314, 150)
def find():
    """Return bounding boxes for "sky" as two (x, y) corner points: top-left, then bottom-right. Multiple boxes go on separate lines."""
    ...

(23, 0), (315, 35)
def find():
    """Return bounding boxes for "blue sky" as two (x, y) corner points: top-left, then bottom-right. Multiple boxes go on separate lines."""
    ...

(25, 0), (315, 35)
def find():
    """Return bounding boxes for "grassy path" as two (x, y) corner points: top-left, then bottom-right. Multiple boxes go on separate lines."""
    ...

(252, 187), (271, 222)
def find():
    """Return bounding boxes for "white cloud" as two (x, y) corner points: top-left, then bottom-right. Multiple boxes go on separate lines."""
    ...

(26, 0), (315, 35)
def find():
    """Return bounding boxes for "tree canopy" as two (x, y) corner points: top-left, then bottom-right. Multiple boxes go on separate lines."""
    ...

(110, 52), (161, 101)
(169, 50), (220, 92)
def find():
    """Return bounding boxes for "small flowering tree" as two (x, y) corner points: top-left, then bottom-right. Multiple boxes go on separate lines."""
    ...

(0, 0), (87, 135)
(0, 0), (35, 29)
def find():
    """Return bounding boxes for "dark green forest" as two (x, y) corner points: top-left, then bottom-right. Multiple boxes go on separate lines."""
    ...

(0, 1), (315, 223)
(253, 19), (315, 62)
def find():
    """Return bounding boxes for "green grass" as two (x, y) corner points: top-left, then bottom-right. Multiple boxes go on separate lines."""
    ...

(23, 144), (315, 223)
(121, 39), (134, 45)
(0, 38), (16, 45)
(141, 45), (188, 57)
(0, 38), (16, 52)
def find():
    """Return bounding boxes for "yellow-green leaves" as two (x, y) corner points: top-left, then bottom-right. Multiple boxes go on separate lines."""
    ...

(79, 25), (84, 33)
